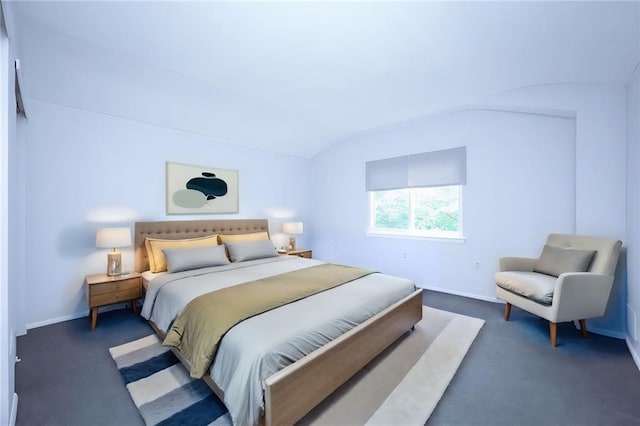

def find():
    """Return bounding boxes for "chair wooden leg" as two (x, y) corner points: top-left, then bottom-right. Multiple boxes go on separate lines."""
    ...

(579, 319), (588, 338)
(504, 303), (512, 321)
(549, 322), (557, 347)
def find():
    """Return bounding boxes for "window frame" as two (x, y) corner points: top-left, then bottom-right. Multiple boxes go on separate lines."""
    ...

(366, 185), (465, 242)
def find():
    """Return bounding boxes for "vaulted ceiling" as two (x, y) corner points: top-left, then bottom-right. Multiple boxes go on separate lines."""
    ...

(6, 1), (640, 158)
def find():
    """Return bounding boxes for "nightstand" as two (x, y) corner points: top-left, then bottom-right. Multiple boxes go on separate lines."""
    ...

(85, 272), (142, 331)
(286, 249), (312, 259)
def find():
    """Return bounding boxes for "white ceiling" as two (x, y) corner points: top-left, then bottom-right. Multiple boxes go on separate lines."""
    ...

(6, 1), (640, 158)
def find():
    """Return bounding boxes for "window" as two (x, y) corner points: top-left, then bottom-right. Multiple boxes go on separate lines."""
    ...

(369, 186), (462, 238)
(365, 146), (466, 240)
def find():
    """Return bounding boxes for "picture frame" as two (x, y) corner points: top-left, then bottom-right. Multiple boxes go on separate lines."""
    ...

(166, 162), (239, 214)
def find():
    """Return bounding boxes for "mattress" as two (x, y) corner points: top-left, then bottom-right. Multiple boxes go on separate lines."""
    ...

(141, 270), (166, 290)
(141, 256), (416, 425)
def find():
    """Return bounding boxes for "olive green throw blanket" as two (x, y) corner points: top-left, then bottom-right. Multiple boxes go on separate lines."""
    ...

(163, 264), (374, 378)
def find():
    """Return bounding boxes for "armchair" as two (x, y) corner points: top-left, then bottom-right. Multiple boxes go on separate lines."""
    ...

(495, 234), (622, 347)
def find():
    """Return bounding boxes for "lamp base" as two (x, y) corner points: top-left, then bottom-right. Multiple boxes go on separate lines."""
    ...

(288, 236), (296, 251)
(107, 251), (122, 276)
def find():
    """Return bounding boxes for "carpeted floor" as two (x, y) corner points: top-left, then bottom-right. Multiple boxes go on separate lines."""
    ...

(15, 290), (640, 425)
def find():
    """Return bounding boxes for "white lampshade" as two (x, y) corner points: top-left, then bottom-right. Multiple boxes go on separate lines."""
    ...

(282, 222), (303, 235)
(96, 228), (131, 249)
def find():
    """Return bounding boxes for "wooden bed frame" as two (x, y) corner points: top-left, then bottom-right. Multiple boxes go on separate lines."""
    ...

(135, 219), (423, 426)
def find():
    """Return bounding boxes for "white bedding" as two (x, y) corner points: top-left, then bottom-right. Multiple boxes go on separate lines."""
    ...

(141, 270), (166, 289)
(141, 256), (416, 426)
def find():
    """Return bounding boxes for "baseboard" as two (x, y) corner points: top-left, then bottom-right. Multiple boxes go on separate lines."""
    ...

(10, 393), (17, 426)
(419, 284), (503, 304)
(26, 303), (128, 330)
(26, 310), (89, 330)
(583, 325), (625, 340)
(626, 337), (640, 371)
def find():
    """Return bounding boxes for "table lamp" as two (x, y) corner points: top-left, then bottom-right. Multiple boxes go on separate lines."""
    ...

(96, 228), (131, 276)
(282, 222), (303, 251)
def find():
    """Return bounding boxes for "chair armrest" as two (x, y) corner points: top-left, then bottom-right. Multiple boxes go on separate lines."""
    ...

(499, 257), (537, 272)
(551, 273), (614, 323)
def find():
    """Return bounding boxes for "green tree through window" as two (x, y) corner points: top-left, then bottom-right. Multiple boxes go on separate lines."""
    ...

(374, 190), (409, 229)
(370, 186), (461, 237)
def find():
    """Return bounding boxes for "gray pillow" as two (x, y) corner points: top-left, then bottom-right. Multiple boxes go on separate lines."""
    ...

(534, 245), (596, 278)
(162, 245), (230, 273)
(225, 240), (278, 262)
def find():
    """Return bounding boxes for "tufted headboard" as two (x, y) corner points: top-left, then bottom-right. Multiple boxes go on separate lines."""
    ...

(134, 219), (270, 273)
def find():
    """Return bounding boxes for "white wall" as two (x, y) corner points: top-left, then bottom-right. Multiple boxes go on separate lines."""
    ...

(23, 99), (311, 328)
(311, 83), (629, 337)
(0, 17), (10, 426)
(9, 114), (25, 337)
(1, 6), (21, 423)
(483, 84), (628, 337)
(311, 108), (576, 302)
(627, 63), (640, 364)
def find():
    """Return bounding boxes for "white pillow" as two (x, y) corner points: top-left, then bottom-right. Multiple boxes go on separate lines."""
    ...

(162, 245), (230, 273)
(534, 245), (596, 277)
(225, 240), (278, 262)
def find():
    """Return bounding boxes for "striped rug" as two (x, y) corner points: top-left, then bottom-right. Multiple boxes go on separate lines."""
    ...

(110, 306), (484, 426)
(109, 334), (231, 425)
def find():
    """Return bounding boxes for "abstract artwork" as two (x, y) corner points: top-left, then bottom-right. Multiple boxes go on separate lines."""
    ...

(166, 162), (239, 214)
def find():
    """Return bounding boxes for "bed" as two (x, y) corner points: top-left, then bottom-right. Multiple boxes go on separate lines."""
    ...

(135, 219), (422, 426)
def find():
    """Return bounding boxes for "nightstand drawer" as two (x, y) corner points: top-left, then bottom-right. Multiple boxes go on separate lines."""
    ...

(296, 251), (311, 259)
(91, 287), (141, 306)
(90, 278), (140, 296)
(85, 272), (142, 330)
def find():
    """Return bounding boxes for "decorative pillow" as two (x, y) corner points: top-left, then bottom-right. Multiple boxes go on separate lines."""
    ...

(163, 245), (230, 273)
(219, 232), (269, 244)
(145, 234), (219, 273)
(225, 240), (278, 263)
(534, 245), (596, 278)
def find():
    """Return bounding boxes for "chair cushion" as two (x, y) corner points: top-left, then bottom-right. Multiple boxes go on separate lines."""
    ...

(495, 271), (557, 305)
(533, 245), (596, 278)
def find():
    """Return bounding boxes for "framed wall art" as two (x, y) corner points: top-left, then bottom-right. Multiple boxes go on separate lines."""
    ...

(166, 162), (239, 214)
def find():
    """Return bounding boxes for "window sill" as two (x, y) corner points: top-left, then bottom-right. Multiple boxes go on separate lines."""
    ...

(366, 231), (466, 243)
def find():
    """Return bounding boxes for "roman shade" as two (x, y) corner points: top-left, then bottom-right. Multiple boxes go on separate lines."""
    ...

(365, 146), (466, 191)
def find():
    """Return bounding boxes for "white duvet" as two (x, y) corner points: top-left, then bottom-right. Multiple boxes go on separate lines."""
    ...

(141, 256), (416, 426)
